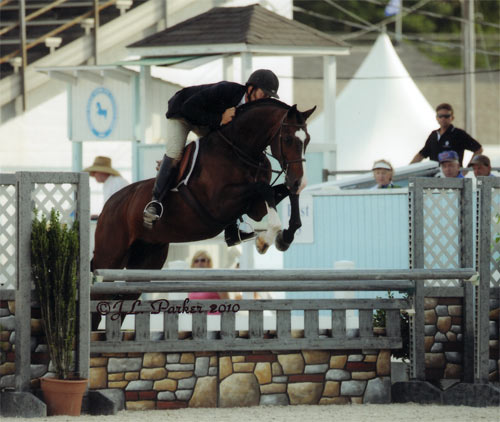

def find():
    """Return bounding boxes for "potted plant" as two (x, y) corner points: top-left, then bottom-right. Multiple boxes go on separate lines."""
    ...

(31, 209), (87, 416)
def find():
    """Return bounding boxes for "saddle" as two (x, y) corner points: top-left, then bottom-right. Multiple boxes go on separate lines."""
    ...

(174, 140), (199, 189)
(172, 139), (227, 228)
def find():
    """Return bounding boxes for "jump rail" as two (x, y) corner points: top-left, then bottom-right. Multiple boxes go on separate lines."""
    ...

(89, 268), (475, 355)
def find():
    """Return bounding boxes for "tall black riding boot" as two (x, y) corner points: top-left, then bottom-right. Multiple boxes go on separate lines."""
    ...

(143, 155), (177, 229)
(224, 220), (256, 247)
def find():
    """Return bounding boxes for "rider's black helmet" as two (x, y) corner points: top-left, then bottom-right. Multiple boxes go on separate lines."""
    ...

(246, 69), (279, 99)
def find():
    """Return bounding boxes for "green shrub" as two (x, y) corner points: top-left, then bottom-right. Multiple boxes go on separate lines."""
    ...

(31, 209), (79, 380)
(373, 291), (410, 361)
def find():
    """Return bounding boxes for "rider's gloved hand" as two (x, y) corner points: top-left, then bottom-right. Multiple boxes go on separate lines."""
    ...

(220, 107), (236, 125)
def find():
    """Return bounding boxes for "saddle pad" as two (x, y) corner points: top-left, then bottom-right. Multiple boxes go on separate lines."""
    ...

(175, 141), (196, 185)
(173, 139), (200, 190)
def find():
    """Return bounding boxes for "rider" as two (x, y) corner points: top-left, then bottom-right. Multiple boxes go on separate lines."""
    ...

(143, 69), (280, 247)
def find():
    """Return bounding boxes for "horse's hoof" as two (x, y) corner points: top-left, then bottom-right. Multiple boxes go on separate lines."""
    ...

(275, 231), (291, 252)
(255, 236), (270, 255)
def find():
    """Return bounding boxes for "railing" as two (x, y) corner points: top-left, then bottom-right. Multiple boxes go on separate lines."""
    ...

(90, 268), (474, 356)
(0, 172), (90, 392)
(0, 0), (118, 65)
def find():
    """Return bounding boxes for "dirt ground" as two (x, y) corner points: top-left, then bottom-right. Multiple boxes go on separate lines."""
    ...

(2, 404), (499, 422)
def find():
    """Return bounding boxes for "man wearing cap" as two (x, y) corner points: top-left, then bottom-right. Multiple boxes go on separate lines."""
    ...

(143, 69), (280, 247)
(83, 156), (129, 204)
(469, 154), (495, 177)
(410, 103), (482, 167)
(371, 159), (400, 189)
(438, 150), (464, 178)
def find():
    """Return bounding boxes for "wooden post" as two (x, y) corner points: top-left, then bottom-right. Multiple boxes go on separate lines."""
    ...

(476, 177), (498, 382)
(409, 177), (426, 381)
(77, 172), (90, 380)
(18, 0), (27, 111)
(15, 172), (32, 391)
(462, 0), (476, 136)
(461, 178), (475, 382)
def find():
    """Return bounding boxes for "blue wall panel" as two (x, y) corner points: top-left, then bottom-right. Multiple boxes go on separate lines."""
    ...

(284, 192), (409, 302)
(284, 192), (409, 270)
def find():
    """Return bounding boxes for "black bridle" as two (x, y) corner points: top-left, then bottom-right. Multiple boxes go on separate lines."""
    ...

(216, 116), (307, 185)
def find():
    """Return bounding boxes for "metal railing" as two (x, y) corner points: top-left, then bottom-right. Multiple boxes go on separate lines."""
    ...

(0, 0), (118, 65)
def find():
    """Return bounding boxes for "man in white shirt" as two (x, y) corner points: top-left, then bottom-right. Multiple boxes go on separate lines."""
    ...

(83, 156), (129, 217)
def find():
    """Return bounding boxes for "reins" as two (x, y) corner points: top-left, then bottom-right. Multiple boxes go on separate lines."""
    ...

(216, 113), (307, 185)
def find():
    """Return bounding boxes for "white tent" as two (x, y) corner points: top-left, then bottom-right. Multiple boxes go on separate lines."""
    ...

(308, 33), (436, 171)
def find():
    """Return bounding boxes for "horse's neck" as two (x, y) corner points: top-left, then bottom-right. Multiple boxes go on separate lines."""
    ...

(226, 107), (285, 155)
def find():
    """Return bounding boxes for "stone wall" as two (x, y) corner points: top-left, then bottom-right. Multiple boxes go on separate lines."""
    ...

(88, 349), (391, 409)
(424, 297), (499, 382)
(490, 298), (499, 382)
(424, 297), (464, 381)
(1, 295), (498, 399)
(0, 300), (51, 390)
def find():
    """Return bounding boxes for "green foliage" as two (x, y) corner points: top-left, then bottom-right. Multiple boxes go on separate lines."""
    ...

(31, 209), (79, 380)
(294, 0), (500, 69)
(373, 291), (410, 361)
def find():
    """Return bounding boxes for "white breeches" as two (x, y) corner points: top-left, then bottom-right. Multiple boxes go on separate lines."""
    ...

(165, 118), (209, 160)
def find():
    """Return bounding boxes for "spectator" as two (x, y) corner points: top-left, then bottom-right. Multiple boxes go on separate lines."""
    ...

(83, 156), (129, 220)
(83, 156), (129, 203)
(188, 250), (230, 301)
(410, 103), (482, 167)
(371, 160), (400, 189)
(438, 150), (463, 178)
(469, 154), (495, 177)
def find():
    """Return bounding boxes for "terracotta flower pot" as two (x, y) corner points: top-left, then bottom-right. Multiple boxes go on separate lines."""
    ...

(40, 377), (88, 416)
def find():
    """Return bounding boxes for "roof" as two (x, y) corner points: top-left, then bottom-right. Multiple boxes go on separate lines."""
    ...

(127, 4), (349, 57)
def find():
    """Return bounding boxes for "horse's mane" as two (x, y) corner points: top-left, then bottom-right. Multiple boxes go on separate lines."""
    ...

(234, 98), (290, 118)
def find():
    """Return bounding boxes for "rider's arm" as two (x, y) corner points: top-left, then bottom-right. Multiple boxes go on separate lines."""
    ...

(181, 82), (244, 129)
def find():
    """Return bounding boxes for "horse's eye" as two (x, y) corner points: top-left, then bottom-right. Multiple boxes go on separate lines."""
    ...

(285, 136), (293, 146)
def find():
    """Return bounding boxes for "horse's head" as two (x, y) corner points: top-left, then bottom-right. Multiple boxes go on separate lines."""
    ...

(271, 105), (316, 194)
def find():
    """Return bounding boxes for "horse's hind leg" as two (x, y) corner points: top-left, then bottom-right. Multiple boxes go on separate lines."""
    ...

(107, 241), (170, 328)
(126, 240), (169, 269)
(90, 236), (130, 331)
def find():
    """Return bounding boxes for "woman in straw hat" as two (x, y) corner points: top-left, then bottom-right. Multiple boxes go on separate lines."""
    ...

(83, 156), (129, 203)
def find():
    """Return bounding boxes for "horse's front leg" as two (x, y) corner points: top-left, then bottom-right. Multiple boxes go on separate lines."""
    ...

(252, 183), (282, 255)
(275, 193), (302, 252)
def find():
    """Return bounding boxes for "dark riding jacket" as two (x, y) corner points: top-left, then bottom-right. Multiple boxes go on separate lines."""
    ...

(166, 82), (247, 130)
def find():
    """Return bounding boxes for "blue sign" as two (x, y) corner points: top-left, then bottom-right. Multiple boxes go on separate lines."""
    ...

(86, 87), (117, 138)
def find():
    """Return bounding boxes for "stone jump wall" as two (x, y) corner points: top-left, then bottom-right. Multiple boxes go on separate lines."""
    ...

(424, 297), (499, 382)
(87, 349), (391, 409)
(0, 300), (51, 390)
(1, 296), (498, 400)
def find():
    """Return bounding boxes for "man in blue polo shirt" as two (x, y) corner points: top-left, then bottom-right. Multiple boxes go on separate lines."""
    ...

(438, 150), (463, 178)
(410, 103), (482, 167)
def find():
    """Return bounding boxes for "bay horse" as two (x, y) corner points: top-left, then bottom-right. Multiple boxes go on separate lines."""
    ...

(92, 98), (315, 271)
(91, 99), (314, 327)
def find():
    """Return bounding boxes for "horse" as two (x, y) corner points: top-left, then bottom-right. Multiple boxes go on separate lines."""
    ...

(91, 98), (315, 328)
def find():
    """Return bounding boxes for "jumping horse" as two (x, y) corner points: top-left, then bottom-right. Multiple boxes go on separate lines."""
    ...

(91, 98), (315, 328)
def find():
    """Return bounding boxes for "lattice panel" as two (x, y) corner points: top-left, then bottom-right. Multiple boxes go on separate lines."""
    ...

(0, 184), (16, 289)
(32, 183), (77, 225)
(423, 188), (461, 287)
(491, 187), (500, 288)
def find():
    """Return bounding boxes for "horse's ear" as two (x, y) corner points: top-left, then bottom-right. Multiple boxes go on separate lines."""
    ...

(288, 104), (298, 115)
(302, 106), (317, 122)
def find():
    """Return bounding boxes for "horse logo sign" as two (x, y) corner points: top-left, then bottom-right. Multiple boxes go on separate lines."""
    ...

(86, 87), (117, 138)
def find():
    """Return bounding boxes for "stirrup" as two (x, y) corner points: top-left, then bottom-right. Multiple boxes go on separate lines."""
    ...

(143, 201), (164, 229)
